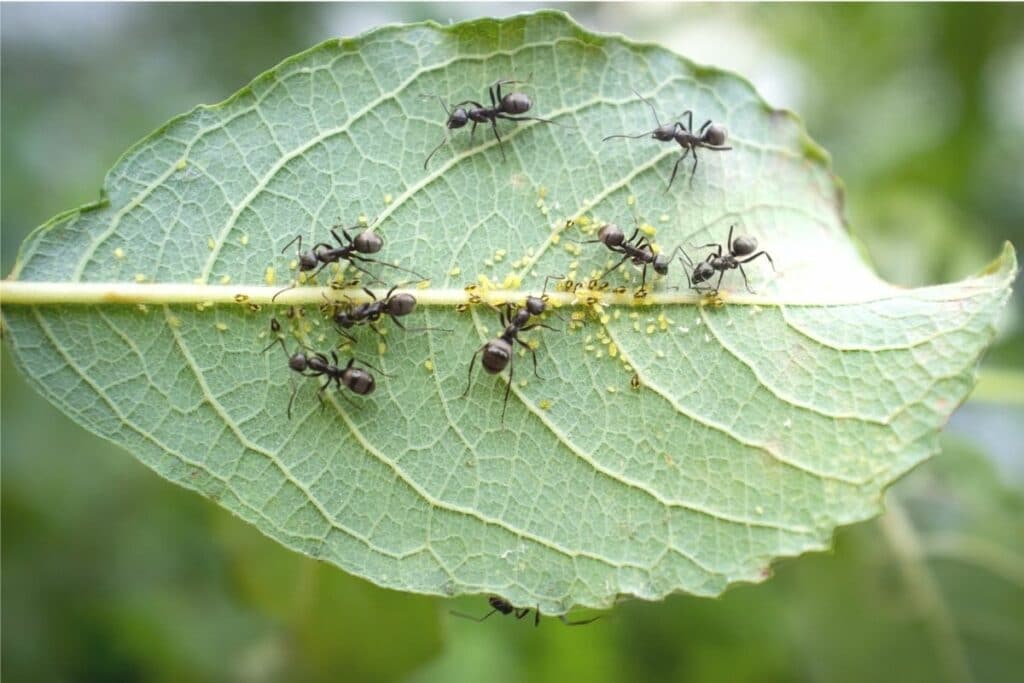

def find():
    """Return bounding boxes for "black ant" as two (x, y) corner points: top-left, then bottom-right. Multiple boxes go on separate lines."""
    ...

(680, 224), (775, 294)
(462, 277), (560, 423)
(274, 221), (424, 300)
(450, 596), (601, 627)
(578, 221), (677, 292)
(325, 285), (450, 341)
(423, 78), (559, 168)
(603, 89), (732, 190)
(263, 318), (378, 418)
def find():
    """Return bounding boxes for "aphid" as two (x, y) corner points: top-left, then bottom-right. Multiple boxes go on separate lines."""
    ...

(579, 221), (678, 291)
(262, 318), (377, 418)
(680, 224), (775, 294)
(423, 78), (560, 168)
(326, 285), (450, 341)
(462, 278), (559, 423)
(274, 221), (424, 299)
(603, 89), (732, 190)
(450, 596), (600, 627)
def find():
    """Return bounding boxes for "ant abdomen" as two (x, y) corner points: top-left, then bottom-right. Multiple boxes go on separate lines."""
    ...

(385, 293), (417, 317)
(598, 223), (625, 247)
(730, 234), (757, 257)
(343, 367), (376, 395)
(703, 123), (728, 147)
(501, 92), (532, 115)
(482, 339), (513, 374)
(353, 231), (383, 254)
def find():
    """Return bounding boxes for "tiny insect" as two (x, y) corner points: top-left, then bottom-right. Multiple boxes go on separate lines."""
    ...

(577, 221), (679, 292)
(603, 89), (732, 190)
(423, 78), (560, 168)
(263, 318), (378, 418)
(462, 277), (560, 423)
(680, 224), (775, 294)
(325, 285), (451, 342)
(274, 221), (424, 300)
(450, 596), (601, 627)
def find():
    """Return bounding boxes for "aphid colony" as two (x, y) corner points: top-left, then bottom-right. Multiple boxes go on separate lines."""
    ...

(257, 78), (775, 628)
(263, 78), (773, 426)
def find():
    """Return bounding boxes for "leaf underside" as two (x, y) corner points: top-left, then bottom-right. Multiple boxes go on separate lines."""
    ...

(3, 12), (1015, 613)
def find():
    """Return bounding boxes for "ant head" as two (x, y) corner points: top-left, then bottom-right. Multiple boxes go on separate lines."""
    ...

(598, 223), (625, 247)
(525, 295), (546, 316)
(652, 124), (677, 141)
(288, 352), (308, 372)
(447, 107), (469, 129)
(692, 261), (715, 284)
(353, 230), (383, 254)
(488, 596), (514, 614)
(730, 234), (757, 257)
(703, 123), (728, 147)
(298, 250), (319, 271)
(343, 366), (376, 395)
(482, 339), (513, 374)
(653, 252), (672, 276)
(386, 293), (417, 317)
(501, 91), (532, 115)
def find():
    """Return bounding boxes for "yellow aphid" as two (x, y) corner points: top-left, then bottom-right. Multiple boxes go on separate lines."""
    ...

(502, 273), (522, 289)
(215, 323), (228, 332)
(265, 267), (276, 285)
(640, 223), (656, 236)
(538, 186), (548, 199)
(358, 215), (368, 225)
(234, 293), (249, 303)
(449, 266), (461, 277)
(627, 195), (636, 206)
(655, 350), (665, 359)
(219, 275), (231, 285)
(167, 316), (182, 328)
(646, 324), (656, 334)
(207, 237), (216, 250)
(175, 159), (187, 171)
(484, 258), (494, 267)
(633, 321), (641, 332)
(608, 343), (618, 358)
(613, 309), (621, 320)
(538, 399), (552, 410)
(240, 233), (250, 246)
(378, 342), (387, 355)
(417, 280), (431, 289)
(600, 314), (610, 325)
(113, 247), (126, 261)
(384, 193), (393, 205)
(289, 259), (298, 271)
(606, 385), (617, 394)
(659, 214), (669, 223)
(134, 273), (147, 283)
(424, 360), (434, 372)
(136, 304), (148, 314)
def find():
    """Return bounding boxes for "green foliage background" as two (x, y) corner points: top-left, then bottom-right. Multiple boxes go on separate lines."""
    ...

(3, 4), (1021, 682)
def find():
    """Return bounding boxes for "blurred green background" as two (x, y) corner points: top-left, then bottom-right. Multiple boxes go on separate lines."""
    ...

(3, 4), (1022, 682)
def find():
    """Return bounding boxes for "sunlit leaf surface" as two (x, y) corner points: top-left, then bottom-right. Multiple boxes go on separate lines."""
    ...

(2, 11), (1015, 612)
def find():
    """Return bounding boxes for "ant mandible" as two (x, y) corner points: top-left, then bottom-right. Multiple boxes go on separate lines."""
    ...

(462, 277), (560, 423)
(263, 318), (377, 418)
(450, 596), (601, 627)
(423, 77), (559, 168)
(603, 89), (732, 190)
(274, 221), (425, 300)
(580, 221), (678, 292)
(680, 224), (775, 294)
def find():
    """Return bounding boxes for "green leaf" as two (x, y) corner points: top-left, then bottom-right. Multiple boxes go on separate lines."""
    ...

(1, 11), (1016, 613)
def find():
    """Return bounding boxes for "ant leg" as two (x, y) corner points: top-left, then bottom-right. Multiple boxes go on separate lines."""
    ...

(489, 82), (499, 108)
(271, 283), (297, 303)
(560, 614), (602, 626)
(738, 250), (776, 271)
(698, 119), (711, 134)
(500, 356), (514, 425)
(682, 110), (694, 133)
(286, 378), (299, 420)
(515, 336), (543, 379)
(513, 608), (532, 621)
(727, 224), (735, 253)
(737, 264), (756, 294)
(469, 121), (478, 144)
(496, 113), (563, 127)
(602, 129), (659, 142)
(462, 346), (484, 397)
(597, 253), (632, 283)
(714, 269), (725, 294)
(450, 608), (499, 623)
(341, 258), (385, 284)
(688, 149), (700, 188)
(667, 147), (692, 191)
(490, 119), (506, 161)
(352, 256), (425, 282)
(534, 609), (541, 628)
